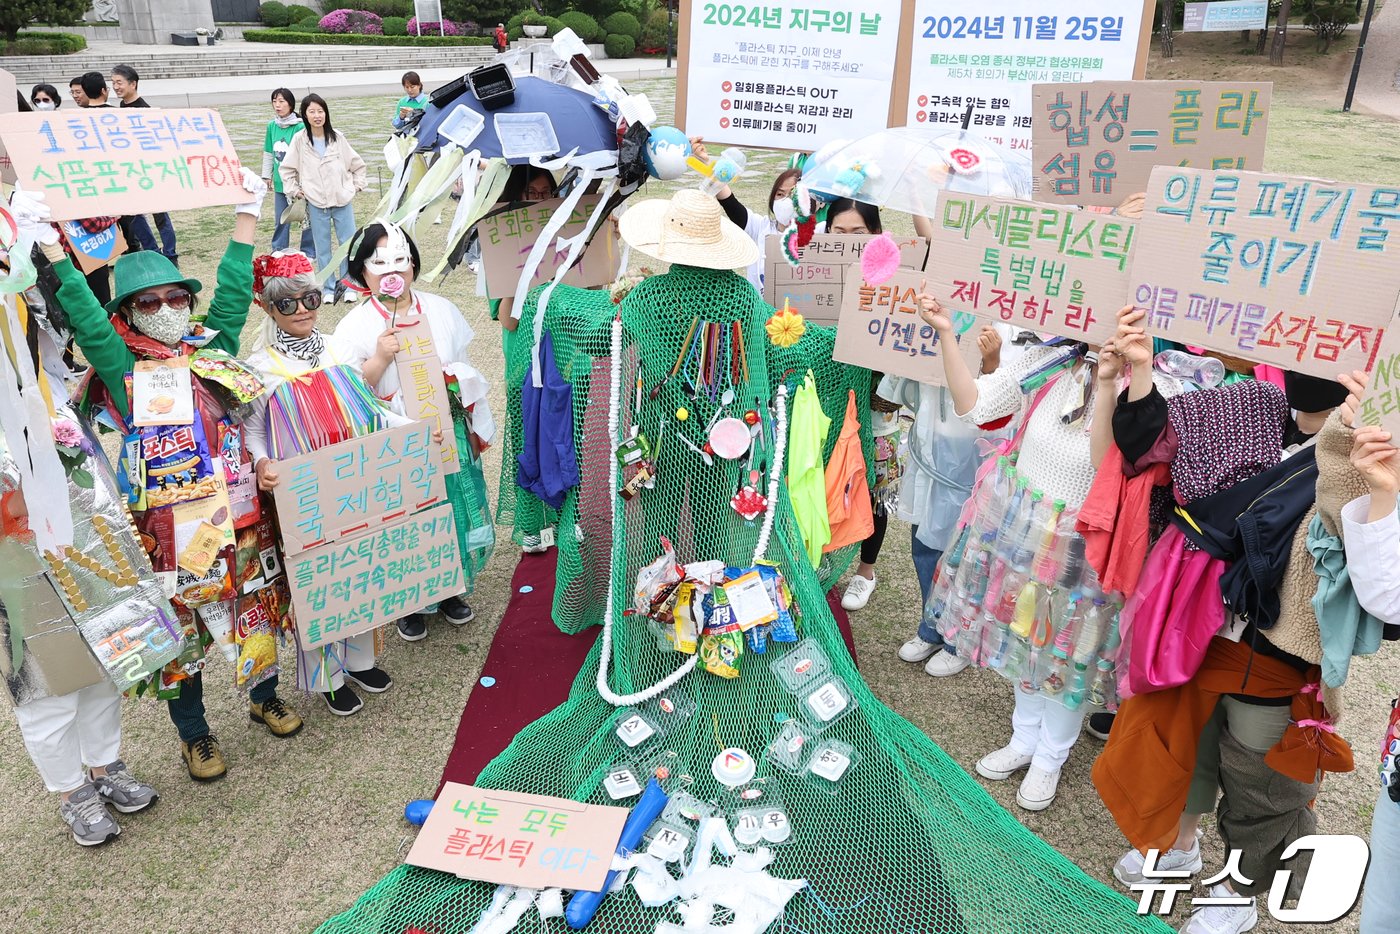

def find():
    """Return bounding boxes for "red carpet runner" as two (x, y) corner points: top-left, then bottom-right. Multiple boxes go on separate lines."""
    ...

(439, 550), (859, 789)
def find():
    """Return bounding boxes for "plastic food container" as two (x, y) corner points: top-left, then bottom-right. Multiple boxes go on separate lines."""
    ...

(438, 104), (485, 149)
(495, 112), (560, 161)
(468, 63), (515, 110)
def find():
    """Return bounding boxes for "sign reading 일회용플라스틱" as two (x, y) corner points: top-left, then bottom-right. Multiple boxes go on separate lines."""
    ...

(922, 194), (1135, 345)
(0, 108), (247, 220)
(407, 782), (629, 892)
(1130, 166), (1400, 379)
(905, 0), (1154, 153)
(1183, 0), (1269, 32)
(833, 267), (988, 383)
(765, 233), (929, 327)
(676, 0), (906, 149)
(1031, 80), (1271, 207)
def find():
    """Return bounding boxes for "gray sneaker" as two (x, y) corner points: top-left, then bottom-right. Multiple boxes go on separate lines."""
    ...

(91, 759), (158, 814)
(60, 783), (120, 846)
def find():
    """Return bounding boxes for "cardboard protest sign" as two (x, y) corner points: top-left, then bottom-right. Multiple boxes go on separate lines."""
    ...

(0, 108), (246, 220)
(287, 502), (461, 650)
(394, 323), (460, 474)
(60, 219), (126, 274)
(0, 69), (15, 184)
(765, 234), (929, 327)
(1033, 80), (1271, 207)
(676, 0), (907, 149)
(270, 421), (445, 556)
(905, 0), (1154, 153)
(407, 782), (628, 892)
(477, 196), (618, 300)
(1130, 166), (1399, 378)
(1355, 300), (1400, 438)
(921, 194), (1133, 344)
(833, 267), (987, 382)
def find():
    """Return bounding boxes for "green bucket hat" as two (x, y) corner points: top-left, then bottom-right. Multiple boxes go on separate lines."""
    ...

(105, 251), (203, 316)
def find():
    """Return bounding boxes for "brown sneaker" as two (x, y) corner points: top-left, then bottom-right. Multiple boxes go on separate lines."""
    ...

(250, 695), (303, 738)
(181, 734), (227, 782)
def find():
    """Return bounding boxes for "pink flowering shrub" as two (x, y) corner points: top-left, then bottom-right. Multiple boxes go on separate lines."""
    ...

(406, 16), (462, 35)
(318, 9), (384, 33)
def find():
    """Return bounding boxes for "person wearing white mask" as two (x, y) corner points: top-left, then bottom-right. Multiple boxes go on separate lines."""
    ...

(29, 84), (61, 110)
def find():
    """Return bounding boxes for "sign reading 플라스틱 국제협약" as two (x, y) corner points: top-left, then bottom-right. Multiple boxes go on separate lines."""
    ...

(833, 267), (987, 382)
(905, 0), (1154, 153)
(407, 782), (628, 892)
(677, 0), (905, 149)
(0, 108), (246, 220)
(765, 233), (930, 327)
(1184, 0), (1269, 32)
(477, 196), (618, 300)
(1032, 80), (1271, 207)
(922, 194), (1133, 345)
(1130, 167), (1400, 379)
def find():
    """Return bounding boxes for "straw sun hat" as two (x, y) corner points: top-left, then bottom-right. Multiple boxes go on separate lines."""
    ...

(618, 189), (759, 270)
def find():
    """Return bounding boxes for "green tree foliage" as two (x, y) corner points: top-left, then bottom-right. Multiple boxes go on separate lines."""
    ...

(603, 11), (641, 39)
(1301, 0), (1359, 51)
(0, 0), (89, 42)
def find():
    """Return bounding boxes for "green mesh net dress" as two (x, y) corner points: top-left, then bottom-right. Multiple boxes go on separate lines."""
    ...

(316, 267), (1168, 934)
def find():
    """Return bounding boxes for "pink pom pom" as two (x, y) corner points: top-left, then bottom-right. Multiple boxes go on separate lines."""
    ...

(861, 232), (902, 285)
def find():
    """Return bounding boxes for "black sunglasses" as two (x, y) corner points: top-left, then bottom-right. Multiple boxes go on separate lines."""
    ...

(271, 291), (323, 315)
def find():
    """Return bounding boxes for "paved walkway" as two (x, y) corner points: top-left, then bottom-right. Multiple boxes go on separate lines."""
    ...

(1347, 0), (1400, 117)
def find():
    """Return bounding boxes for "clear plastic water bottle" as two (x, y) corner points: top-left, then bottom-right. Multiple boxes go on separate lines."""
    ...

(1154, 349), (1226, 389)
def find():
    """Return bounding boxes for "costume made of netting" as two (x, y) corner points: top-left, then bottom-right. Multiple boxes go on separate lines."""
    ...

(316, 266), (1167, 934)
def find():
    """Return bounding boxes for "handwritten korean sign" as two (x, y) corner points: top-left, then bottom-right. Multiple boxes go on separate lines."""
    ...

(477, 196), (618, 300)
(270, 421), (444, 556)
(287, 502), (461, 650)
(833, 267), (987, 382)
(1033, 80), (1271, 207)
(0, 108), (246, 220)
(407, 782), (628, 892)
(923, 194), (1134, 344)
(764, 233), (929, 327)
(1353, 302), (1400, 439)
(60, 219), (126, 274)
(394, 324), (460, 474)
(1131, 167), (1399, 378)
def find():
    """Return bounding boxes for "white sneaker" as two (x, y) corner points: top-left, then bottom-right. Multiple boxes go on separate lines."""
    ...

(1179, 885), (1258, 934)
(975, 744), (1033, 781)
(924, 651), (971, 678)
(1016, 765), (1062, 811)
(1114, 836), (1204, 886)
(898, 636), (939, 662)
(321, 291), (336, 305)
(841, 574), (876, 611)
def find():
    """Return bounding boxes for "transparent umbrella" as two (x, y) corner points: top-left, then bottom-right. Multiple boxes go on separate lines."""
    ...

(801, 126), (1032, 214)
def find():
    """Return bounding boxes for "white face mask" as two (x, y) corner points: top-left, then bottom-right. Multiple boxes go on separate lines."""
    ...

(33, 101), (56, 111)
(132, 304), (191, 346)
(365, 245), (411, 276)
(772, 196), (796, 227)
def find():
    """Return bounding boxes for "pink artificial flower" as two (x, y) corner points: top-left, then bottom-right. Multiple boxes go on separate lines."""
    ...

(51, 418), (84, 448)
(380, 273), (406, 298)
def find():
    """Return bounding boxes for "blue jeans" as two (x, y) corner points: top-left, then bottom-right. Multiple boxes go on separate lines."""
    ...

(128, 213), (177, 259)
(166, 670), (278, 743)
(1361, 789), (1400, 933)
(271, 190), (316, 257)
(308, 202), (356, 286)
(912, 525), (953, 651)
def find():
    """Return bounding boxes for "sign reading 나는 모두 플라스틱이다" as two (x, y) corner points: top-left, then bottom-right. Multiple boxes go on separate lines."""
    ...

(921, 194), (1134, 345)
(833, 267), (987, 383)
(1032, 80), (1271, 207)
(0, 108), (247, 220)
(1130, 166), (1400, 379)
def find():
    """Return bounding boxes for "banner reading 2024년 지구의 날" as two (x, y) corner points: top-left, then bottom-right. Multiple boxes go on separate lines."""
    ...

(679, 0), (905, 149)
(905, 1), (1153, 154)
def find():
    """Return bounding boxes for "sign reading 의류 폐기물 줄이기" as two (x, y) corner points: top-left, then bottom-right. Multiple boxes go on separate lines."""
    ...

(269, 421), (462, 650)
(921, 194), (1134, 345)
(0, 108), (247, 221)
(476, 196), (618, 300)
(1130, 167), (1400, 379)
(833, 267), (988, 382)
(906, 0), (1154, 153)
(677, 0), (905, 149)
(407, 782), (628, 892)
(1184, 0), (1269, 32)
(1032, 80), (1271, 208)
(765, 233), (930, 327)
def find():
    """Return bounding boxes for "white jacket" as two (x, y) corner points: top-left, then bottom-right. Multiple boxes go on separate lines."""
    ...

(278, 129), (367, 209)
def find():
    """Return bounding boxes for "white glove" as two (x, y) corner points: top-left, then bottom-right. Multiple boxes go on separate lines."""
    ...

(234, 166), (269, 219)
(8, 188), (61, 247)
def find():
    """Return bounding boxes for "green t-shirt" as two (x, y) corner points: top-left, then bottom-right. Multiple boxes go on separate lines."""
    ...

(263, 118), (304, 194)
